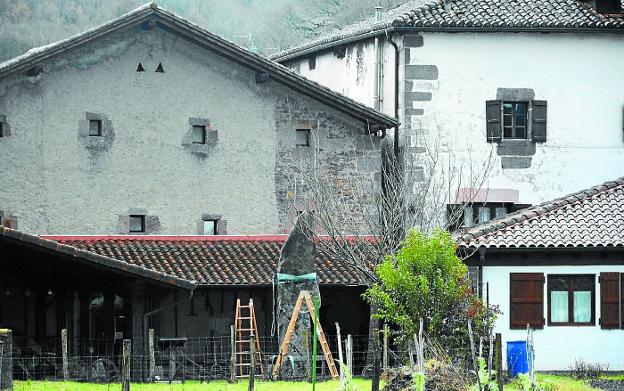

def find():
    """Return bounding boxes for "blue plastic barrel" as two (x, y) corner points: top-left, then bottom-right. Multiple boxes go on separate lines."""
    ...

(506, 340), (528, 377)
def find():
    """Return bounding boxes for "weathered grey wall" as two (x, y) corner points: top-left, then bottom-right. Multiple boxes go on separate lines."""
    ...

(0, 25), (382, 235)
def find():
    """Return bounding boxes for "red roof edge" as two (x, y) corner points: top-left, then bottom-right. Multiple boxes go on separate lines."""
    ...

(40, 234), (291, 242)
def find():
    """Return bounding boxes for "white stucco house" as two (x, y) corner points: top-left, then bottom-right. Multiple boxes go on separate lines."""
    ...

(271, 0), (624, 228)
(457, 177), (624, 371)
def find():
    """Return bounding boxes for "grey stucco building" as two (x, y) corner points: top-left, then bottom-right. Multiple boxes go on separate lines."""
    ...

(0, 3), (397, 237)
(0, 3), (397, 381)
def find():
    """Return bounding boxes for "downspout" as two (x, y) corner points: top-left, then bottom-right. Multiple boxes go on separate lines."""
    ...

(373, 6), (383, 111)
(478, 247), (486, 299)
(385, 31), (400, 158)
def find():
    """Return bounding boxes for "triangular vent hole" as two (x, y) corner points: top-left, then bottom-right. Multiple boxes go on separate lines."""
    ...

(155, 63), (164, 73)
(136, 63), (145, 72)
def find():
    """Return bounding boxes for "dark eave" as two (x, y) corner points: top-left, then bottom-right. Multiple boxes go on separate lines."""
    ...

(0, 226), (196, 290)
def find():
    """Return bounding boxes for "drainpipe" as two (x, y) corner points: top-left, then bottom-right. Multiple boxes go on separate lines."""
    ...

(478, 247), (487, 299)
(373, 6), (383, 111)
(385, 31), (400, 158)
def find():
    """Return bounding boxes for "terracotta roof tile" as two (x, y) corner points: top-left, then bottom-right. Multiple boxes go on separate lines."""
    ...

(457, 177), (624, 249)
(272, 0), (624, 61)
(41, 235), (368, 286)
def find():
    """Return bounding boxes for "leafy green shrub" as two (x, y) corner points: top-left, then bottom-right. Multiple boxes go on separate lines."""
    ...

(363, 229), (498, 357)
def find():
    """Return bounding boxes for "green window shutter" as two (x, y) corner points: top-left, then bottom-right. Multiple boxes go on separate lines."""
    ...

(531, 100), (547, 142)
(486, 100), (502, 142)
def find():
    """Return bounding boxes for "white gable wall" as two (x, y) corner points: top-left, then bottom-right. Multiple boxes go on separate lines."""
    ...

(412, 32), (624, 206)
(484, 265), (624, 371)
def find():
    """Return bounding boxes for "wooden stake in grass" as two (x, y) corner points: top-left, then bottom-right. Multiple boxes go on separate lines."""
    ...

(61, 328), (69, 381)
(468, 321), (482, 391)
(249, 333), (255, 391)
(312, 296), (319, 391)
(122, 339), (131, 391)
(336, 323), (344, 388)
(230, 325), (237, 383)
(148, 329), (155, 381)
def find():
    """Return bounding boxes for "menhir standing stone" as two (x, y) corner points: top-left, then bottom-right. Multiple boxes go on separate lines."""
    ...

(275, 212), (320, 379)
(0, 329), (12, 391)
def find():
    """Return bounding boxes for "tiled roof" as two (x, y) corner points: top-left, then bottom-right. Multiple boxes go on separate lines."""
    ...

(457, 177), (624, 249)
(272, 0), (624, 61)
(0, 227), (196, 289)
(396, 0), (624, 30)
(41, 235), (369, 286)
(0, 3), (398, 129)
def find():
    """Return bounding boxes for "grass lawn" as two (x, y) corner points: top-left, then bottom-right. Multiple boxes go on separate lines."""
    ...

(14, 379), (374, 391)
(504, 374), (598, 391)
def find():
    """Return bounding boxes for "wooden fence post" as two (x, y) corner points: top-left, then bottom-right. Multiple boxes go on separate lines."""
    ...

(248, 333), (255, 391)
(346, 334), (353, 376)
(371, 329), (381, 391)
(122, 339), (131, 391)
(230, 325), (236, 383)
(148, 329), (155, 381)
(382, 323), (389, 374)
(335, 323), (344, 386)
(61, 328), (69, 381)
(495, 333), (503, 391)
(0, 329), (13, 391)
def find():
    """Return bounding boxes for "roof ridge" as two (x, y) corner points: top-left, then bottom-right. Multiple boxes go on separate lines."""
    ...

(0, 3), (398, 128)
(457, 176), (624, 246)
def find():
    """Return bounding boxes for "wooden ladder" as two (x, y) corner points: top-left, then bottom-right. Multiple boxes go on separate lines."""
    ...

(271, 290), (339, 380)
(235, 298), (264, 378)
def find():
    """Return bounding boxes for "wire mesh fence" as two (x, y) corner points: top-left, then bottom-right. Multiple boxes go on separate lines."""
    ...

(4, 333), (402, 385)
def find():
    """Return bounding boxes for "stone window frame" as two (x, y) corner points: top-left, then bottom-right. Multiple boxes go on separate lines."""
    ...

(197, 213), (227, 235)
(118, 208), (160, 235)
(486, 88), (547, 145)
(182, 118), (218, 153)
(0, 115), (11, 138)
(0, 214), (18, 229)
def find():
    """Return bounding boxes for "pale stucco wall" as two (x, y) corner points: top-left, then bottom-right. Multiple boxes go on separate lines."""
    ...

(410, 32), (624, 206)
(0, 25), (382, 235)
(283, 32), (624, 210)
(484, 265), (624, 371)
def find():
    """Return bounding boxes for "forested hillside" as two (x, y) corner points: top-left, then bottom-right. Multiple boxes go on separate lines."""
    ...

(0, 0), (406, 62)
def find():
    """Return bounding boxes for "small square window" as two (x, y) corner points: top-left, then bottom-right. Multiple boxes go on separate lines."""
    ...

(89, 119), (102, 136)
(296, 129), (310, 147)
(203, 219), (218, 235)
(129, 215), (145, 233)
(192, 125), (206, 144)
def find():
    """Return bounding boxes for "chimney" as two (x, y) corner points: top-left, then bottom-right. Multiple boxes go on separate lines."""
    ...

(375, 6), (383, 24)
(443, 0), (452, 12)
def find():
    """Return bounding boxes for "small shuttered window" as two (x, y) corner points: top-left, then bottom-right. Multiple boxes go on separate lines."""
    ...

(600, 272), (623, 329)
(510, 273), (545, 329)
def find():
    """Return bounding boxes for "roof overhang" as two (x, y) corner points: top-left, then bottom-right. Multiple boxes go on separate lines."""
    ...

(0, 227), (196, 290)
